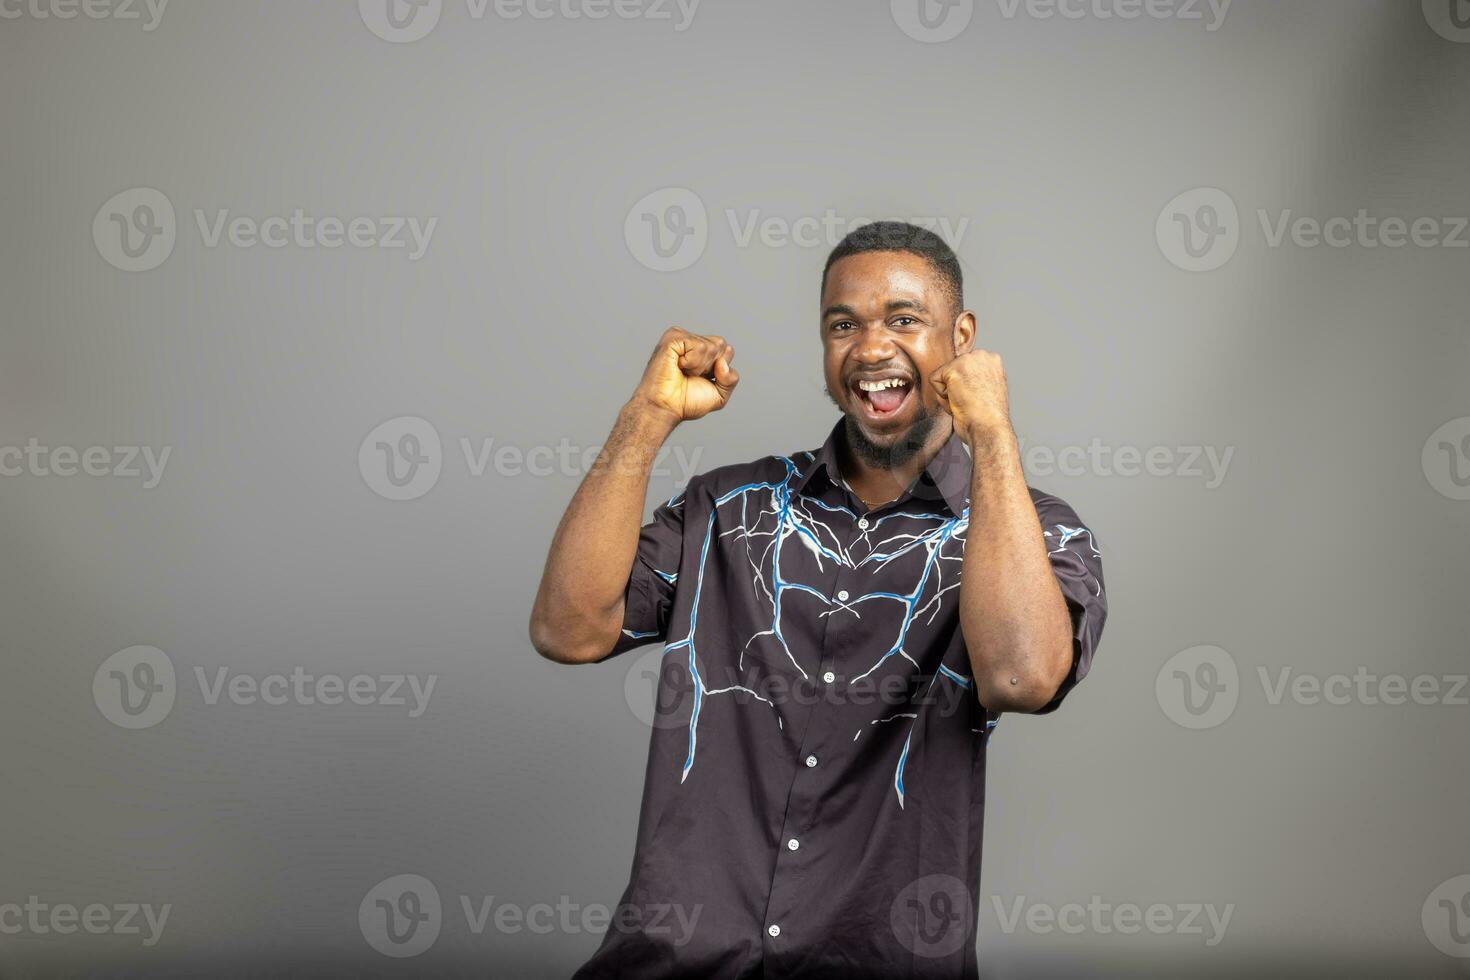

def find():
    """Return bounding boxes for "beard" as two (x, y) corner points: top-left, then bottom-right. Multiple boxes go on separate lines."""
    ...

(842, 406), (939, 471)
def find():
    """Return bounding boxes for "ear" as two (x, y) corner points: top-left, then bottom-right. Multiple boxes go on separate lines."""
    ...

(952, 309), (977, 354)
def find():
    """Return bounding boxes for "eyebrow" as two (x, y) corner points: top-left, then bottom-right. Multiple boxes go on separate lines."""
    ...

(821, 299), (930, 320)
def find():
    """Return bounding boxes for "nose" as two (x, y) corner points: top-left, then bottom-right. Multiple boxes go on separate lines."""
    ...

(852, 324), (898, 365)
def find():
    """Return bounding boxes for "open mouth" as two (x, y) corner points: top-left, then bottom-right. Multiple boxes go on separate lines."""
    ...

(851, 375), (913, 422)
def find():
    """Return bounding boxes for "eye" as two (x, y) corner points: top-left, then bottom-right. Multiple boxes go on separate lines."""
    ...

(830, 320), (856, 332)
(892, 316), (918, 327)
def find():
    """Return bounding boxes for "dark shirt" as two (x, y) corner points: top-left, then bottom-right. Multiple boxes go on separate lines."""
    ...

(573, 417), (1107, 979)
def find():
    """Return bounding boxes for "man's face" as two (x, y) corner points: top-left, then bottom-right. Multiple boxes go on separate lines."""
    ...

(820, 250), (973, 457)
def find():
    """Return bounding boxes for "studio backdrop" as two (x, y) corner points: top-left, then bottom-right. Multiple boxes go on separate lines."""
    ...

(2, 0), (1468, 976)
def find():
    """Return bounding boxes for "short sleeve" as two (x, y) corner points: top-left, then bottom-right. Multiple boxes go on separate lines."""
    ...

(1029, 490), (1107, 714)
(598, 486), (688, 662)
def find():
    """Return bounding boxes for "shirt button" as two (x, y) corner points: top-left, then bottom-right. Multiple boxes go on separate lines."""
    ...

(805, 755), (818, 767)
(823, 671), (835, 684)
(837, 590), (849, 601)
(768, 924), (781, 938)
(857, 518), (869, 529)
(787, 838), (800, 851)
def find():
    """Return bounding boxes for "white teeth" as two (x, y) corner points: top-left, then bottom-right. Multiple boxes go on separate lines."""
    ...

(857, 378), (909, 392)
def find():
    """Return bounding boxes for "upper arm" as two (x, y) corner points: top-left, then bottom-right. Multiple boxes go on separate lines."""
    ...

(1027, 490), (1107, 714)
(593, 486), (689, 663)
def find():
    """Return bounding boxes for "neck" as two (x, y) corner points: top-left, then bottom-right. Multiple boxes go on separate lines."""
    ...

(837, 414), (954, 509)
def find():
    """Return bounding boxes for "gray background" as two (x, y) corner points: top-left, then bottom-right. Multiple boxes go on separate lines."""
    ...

(2, 0), (1468, 976)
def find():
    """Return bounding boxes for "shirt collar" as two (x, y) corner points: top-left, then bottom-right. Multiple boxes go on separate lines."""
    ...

(797, 416), (972, 516)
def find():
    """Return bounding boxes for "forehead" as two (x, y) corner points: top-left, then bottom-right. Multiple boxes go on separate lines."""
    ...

(821, 251), (943, 314)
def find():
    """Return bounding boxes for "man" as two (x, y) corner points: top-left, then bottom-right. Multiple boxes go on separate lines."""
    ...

(529, 222), (1107, 979)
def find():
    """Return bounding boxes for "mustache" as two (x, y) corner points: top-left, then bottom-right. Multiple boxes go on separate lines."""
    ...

(844, 363), (914, 384)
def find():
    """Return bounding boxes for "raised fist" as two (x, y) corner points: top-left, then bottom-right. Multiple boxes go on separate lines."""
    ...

(632, 327), (740, 423)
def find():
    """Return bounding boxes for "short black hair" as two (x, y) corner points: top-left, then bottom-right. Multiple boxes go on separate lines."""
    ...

(821, 221), (964, 316)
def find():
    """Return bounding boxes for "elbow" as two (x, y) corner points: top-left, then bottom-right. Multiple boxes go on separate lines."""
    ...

(528, 613), (608, 666)
(970, 632), (1074, 713)
(976, 676), (1055, 713)
(974, 661), (1066, 714)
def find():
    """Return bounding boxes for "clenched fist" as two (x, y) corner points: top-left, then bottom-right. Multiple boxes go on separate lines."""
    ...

(929, 349), (1012, 445)
(631, 327), (740, 424)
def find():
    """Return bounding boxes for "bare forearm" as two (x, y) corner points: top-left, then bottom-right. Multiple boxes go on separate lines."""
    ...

(958, 427), (1073, 712)
(529, 402), (677, 663)
(529, 327), (736, 663)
